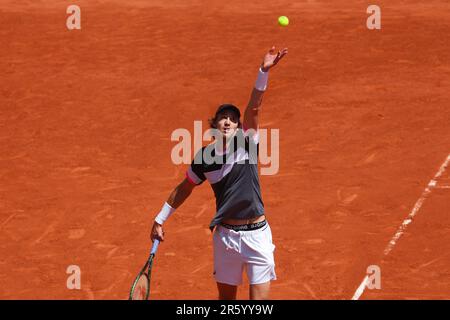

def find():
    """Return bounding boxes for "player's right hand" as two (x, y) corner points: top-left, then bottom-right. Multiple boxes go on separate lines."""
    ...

(151, 221), (165, 242)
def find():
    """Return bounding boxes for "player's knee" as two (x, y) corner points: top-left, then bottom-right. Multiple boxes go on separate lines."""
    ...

(217, 282), (237, 300)
(249, 281), (271, 300)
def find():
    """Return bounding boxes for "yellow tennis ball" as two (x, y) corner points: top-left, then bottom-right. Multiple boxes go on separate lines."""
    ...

(278, 16), (289, 27)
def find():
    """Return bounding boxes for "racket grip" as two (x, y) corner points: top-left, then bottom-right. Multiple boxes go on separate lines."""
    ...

(151, 239), (160, 255)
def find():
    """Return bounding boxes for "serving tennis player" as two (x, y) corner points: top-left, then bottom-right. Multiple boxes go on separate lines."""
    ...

(150, 46), (288, 300)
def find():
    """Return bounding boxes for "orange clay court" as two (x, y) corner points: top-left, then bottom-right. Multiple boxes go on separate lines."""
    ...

(0, 0), (449, 299)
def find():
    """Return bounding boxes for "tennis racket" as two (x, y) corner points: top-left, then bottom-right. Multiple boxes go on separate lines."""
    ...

(129, 239), (160, 300)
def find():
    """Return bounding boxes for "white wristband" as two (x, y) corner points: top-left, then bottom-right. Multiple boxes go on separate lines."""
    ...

(155, 202), (176, 225)
(255, 67), (269, 91)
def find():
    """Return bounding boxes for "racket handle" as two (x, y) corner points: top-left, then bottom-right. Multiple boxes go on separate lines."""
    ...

(151, 239), (160, 255)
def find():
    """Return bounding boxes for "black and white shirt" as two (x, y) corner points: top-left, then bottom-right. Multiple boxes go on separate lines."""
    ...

(186, 128), (264, 229)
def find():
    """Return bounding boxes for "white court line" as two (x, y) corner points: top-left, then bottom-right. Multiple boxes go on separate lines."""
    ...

(352, 275), (369, 301)
(351, 154), (450, 300)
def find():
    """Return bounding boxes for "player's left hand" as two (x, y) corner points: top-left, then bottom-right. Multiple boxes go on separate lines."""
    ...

(261, 46), (288, 72)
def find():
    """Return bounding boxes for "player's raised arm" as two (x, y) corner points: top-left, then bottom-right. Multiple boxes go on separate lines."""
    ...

(243, 46), (288, 131)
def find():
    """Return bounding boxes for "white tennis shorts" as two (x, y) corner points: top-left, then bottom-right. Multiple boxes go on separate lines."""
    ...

(213, 222), (276, 285)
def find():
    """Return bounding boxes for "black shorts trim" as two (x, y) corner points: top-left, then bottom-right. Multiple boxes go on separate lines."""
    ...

(220, 219), (267, 231)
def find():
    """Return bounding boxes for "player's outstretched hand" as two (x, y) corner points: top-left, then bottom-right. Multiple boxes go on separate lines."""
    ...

(261, 46), (288, 72)
(151, 221), (165, 242)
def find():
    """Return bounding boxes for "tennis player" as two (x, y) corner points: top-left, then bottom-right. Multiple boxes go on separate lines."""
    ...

(150, 46), (288, 300)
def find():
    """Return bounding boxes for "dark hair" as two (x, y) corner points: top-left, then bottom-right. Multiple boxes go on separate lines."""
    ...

(209, 104), (242, 129)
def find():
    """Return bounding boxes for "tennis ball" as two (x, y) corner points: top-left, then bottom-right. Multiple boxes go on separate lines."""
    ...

(278, 16), (289, 27)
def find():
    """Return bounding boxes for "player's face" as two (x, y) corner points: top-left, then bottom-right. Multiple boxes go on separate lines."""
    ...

(215, 110), (239, 139)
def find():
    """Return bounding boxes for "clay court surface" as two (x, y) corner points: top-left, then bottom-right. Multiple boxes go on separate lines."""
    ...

(1, 0), (449, 299)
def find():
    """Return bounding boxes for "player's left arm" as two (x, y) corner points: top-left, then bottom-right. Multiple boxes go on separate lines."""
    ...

(243, 46), (288, 131)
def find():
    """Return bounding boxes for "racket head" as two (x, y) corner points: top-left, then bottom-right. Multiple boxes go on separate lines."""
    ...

(129, 272), (150, 300)
(129, 240), (160, 300)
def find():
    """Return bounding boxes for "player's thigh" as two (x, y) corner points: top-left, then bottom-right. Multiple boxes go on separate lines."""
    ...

(242, 224), (277, 285)
(213, 227), (245, 285)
